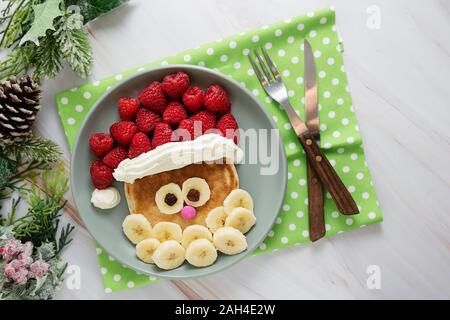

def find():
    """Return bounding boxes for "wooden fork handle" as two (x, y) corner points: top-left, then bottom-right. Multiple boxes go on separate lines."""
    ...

(298, 131), (359, 215)
(307, 157), (326, 241)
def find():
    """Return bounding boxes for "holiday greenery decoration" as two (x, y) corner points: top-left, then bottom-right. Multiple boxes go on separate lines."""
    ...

(0, 0), (128, 80)
(19, 0), (64, 46)
(0, 75), (42, 145)
(0, 0), (129, 299)
(0, 152), (72, 299)
(0, 136), (61, 201)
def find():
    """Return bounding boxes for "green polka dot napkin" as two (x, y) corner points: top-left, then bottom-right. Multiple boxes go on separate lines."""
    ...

(56, 7), (382, 293)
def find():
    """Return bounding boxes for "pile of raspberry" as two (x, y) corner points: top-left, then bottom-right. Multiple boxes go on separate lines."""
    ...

(89, 71), (239, 190)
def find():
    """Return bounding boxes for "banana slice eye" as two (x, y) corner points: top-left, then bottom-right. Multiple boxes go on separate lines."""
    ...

(155, 183), (183, 214)
(182, 177), (211, 207)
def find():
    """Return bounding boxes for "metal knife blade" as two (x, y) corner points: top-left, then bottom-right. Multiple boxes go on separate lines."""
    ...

(304, 39), (325, 241)
(304, 39), (319, 136)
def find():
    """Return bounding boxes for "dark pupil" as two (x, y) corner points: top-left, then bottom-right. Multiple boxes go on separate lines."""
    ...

(187, 189), (200, 202)
(164, 193), (178, 206)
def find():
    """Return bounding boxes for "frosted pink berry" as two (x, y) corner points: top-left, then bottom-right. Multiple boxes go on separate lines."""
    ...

(12, 267), (28, 285)
(181, 206), (196, 220)
(2, 239), (23, 261)
(3, 264), (16, 279)
(17, 254), (33, 267)
(21, 241), (33, 258)
(29, 260), (49, 278)
(8, 259), (21, 270)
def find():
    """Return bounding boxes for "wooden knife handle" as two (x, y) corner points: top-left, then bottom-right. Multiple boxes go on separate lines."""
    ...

(298, 131), (359, 215)
(307, 157), (326, 241)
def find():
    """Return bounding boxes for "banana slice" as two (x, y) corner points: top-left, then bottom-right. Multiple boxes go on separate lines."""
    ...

(122, 214), (152, 244)
(136, 238), (160, 263)
(213, 227), (247, 255)
(205, 207), (227, 233)
(181, 225), (213, 248)
(185, 239), (217, 267)
(152, 240), (185, 270)
(182, 177), (211, 207)
(225, 208), (256, 234)
(152, 221), (182, 243)
(223, 189), (254, 215)
(155, 183), (183, 214)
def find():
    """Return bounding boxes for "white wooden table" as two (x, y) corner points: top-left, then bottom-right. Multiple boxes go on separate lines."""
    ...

(33, 0), (450, 299)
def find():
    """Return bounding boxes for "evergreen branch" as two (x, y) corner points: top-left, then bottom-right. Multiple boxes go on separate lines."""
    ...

(2, 136), (62, 164)
(55, 11), (92, 78)
(55, 222), (73, 256)
(32, 31), (62, 78)
(4, 197), (21, 226)
(12, 163), (73, 253)
(0, 0), (27, 48)
(0, 43), (36, 79)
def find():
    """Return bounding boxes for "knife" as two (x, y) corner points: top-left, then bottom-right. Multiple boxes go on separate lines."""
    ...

(304, 39), (326, 242)
(249, 45), (359, 215)
(298, 39), (359, 216)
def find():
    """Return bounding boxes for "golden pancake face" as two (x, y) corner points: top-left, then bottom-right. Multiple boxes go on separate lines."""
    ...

(124, 163), (239, 230)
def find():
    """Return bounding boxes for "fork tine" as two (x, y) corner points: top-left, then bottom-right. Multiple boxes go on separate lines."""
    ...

(248, 54), (268, 86)
(261, 47), (281, 80)
(254, 49), (273, 83)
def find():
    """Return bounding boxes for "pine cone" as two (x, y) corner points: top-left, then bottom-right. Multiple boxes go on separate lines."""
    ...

(0, 75), (41, 145)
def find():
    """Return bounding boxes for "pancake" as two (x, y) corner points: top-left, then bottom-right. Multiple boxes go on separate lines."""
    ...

(124, 163), (239, 229)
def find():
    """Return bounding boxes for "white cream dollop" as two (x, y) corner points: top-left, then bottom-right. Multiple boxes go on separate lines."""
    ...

(91, 187), (121, 209)
(113, 134), (243, 184)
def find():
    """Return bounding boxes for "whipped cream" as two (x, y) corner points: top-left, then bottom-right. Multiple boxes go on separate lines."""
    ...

(113, 134), (243, 184)
(91, 187), (121, 209)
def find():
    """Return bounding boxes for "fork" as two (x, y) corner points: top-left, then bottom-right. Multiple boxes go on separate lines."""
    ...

(249, 48), (359, 215)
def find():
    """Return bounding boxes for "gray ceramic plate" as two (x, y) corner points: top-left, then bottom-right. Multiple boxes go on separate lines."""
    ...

(71, 65), (287, 279)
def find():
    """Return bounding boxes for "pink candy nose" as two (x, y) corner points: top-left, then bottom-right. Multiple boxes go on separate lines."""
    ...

(181, 205), (196, 220)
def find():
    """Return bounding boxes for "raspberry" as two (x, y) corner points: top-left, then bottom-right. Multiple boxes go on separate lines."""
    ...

(182, 86), (204, 113)
(217, 113), (239, 144)
(90, 160), (114, 189)
(118, 97), (139, 121)
(89, 133), (114, 158)
(110, 121), (137, 146)
(175, 119), (195, 141)
(137, 81), (167, 114)
(152, 123), (174, 148)
(103, 146), (128, 168)
(190, 110), (216, 133)
(129, 132), (152, 159)
(163, 101), (187, 126)
(161, 71), (190, 99)
(135, 108), (161, 134)
(204, 84), (231, 113)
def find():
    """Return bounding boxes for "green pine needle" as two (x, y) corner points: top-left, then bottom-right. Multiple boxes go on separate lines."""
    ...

(55, 12), (92, 78)
(12, 162), (73, 254)
(0, 43), (36, 80)
(33, 31), (62, 79)
(2, 136), (62, 164)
